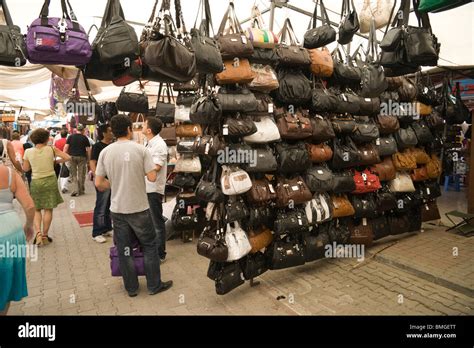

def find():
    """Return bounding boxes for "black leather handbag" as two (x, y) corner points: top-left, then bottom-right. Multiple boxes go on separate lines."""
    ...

(416, 180), (441, 200)
(215, 261), (245, 295)
(305, 165), (334, 193)
(218, 86), (258, 112)
(329, 219), (351, 244)
(274, 209), (310, 235)
(411, 121), (433, 145)
(311, 86), (338, 113)
(116, 81), (149, 113)
(172, 204), (200, 230)
(334, 92), (361, 115)
(224, 114), (257, 137)
(176, 92), (196, 107)
(225, 197), (250, 223)
(351, 194), (378, 218)
(416, 72), (441, 106)
(394, 127), (418, 150)
(176, 139), (194, 153)
(337, 0), (359, 45)
(249, 47), (279, 66)
(331, 116), (357, 135)
(172, 173), (196, 188)
(331, 137), (361, 169)
(375, 186), (397, 213)
(195, 163), (225, 203)
(351, 121), (380, 143)
(275, 142), (311, 173)
(155, 83), (175, 124)
(242, 146), (277, 173)
(310, 115), (336, 143)
(274, 68), (312, 105)
(394, 192), (423, 213)
(376, 135), (398, 157)
(65, 70), (100, 126)
(197, 207), (228, 262)
(266, 237), (305, 270)
(0, 0), (27, 67)
(303, 229), (330, 262)
(358, 96), (381, 115)
(332, 170), (356, 193)
(331, 47), (361, 86)
(442, 80), (471, 125)
(303, 0), (336, 49)
(240, 252), (268, 280)
(247, 205), (274, 230)
(276, 19), (311, 67)
(190, 93), (222, 125)
(371, 216), (391, 240)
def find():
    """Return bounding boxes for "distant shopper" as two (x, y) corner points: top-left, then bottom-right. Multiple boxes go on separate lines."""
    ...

(23, 128), (70, 246)
(90, 124), (114, 243)
(142, 117), (168, 262)
(54, 129), (69, 193)
(0, 163), (35, 315)
(63, 124), (90, 197)
(54, 129), (68, 152)
(95, 115), (172, 297)
(0, 127), (23, 173)
(10, 132), (24, 163)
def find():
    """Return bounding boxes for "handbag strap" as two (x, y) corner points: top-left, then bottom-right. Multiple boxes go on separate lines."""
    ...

(174, 0), (189, 38)
(341, 0), (356, 18)
(366, 19), (380, 62)
(309, 0), (331, 29)
(101, 0), (126, 27)
(146, 0), (159, 24)
(1, 0), (14, 26)
(217, 1), (244, 36)
(278, 18), (299, 46)
(250, 5), (265, 29)
(158, 83), (175, 103)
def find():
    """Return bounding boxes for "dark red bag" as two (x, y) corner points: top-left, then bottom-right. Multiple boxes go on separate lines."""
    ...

(352, 169), (381, 194)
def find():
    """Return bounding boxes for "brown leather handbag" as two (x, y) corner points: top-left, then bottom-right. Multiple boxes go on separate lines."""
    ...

(426, 154), (442, 179)
(416, 102), (433, 116)
(248, 64), (279, 92)
(348, 219), (373, 247)
(358, 143), (381, 166)
(216, 58), (256, 85)
(275, 176), (312, 208)
(392, 151), (417, 170)
(310, 115), (335, 142)
(306, 143), (333, 163)
(411, 166), (429, 182)
(406, 147), (430, 164)
(421, 201), (441, 222)
(276, 110), (312, 140)
(248, 227), (274, 254)
(308, 47), (333, 77)
(376, 114), (400, 135)
(175, 124), (203, 138)
(246, 177), (277, 204)
(371, 157), (396, 181)
(160, 126), (177, 146)
(331, 194), (355, 218)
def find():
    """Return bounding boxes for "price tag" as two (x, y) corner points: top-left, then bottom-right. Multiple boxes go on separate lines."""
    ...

(365, 98), (371, 102)
(425, 205), (430, 210)
(364, 151), (368, 155)
(268, 103), (274, 113)
(426, 188), (431, 195)
(376, 138), (381, 145)
(204, 143), (210, 155)
(241, 35), (247, 44)
(268, 184), (275, 194)
(223, 125), (229, 135)
(362, 218), (367, 226)
(317, 170), (324, 174)
(291, 185), (299, 191)
(298, 218), (302, 225)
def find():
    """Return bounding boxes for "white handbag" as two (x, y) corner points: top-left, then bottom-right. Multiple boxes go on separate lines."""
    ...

(220, 165), (252, 195)
(359, 0), (394, 33)
(305, 193), (333, 224)
(243, 116), (281, 144)
(389, 172), (416, 192)
(132, 114), (146, 145)
(174, 155), (201, 173)
(225, 222), (252, 262)
(174, 105), (191, 122)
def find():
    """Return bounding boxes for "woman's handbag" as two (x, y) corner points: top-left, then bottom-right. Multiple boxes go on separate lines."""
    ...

(220, 165), (252, 195)
(392, 150), (417, 170)
(311, 85), (338, 113)
(197, 206), (228, 262)
(242, 147), (277, 173)
(172, 173), (196, 188)
(276, 19), (311, 67)
(306, 143), (333, 163)
(246, 6), (278, 48)
(425, 154), (442, 179)
(276, 110), (313, 140)
(338, 0), (359, 45)
(116, 82), (149, 113)
(395, 127), (418, 150)
(303, 0), (336, 49)
(266, 237), (305, 270)
(131, 114), (146, 144)
(224, 115), (257, 137)
(214, 261), (245, 295)
(411, 121), (433, 144)
(442, 80), (470, 125)
(274, 209), (310, 235)
(406, 147), (430, 164)
(160, 126), (177, 146)
(332, 170), (356, 193)
(274, 68), (312, 105)
(352, 169), (382, 194)
(110, 245), (144, 277)
(275, 176), (312, 208)
(371, 157), (396, 181)
(376, 135), (398, 157)
(240, 252), (268, 280)
(225, 222), (252, 262)
(192, 134), (225, 156)
(247, 205), (274, 230)
(375, 186), (397, 213)
(411, 166), (429, 181)
(195, 163), (225, 203)
(175, 105), (191, 123)
(308, 47), (334, 77)
(246, 177), (277, 204)
(190, 93), (222, 125)
(155, 83), (175, 124)
(421, 200), (441, 222)
(417, 180), (441, 200)
(275, 142), (311, 174)
(215, 58), (256, 85)
(248, 227), (273, 254)
(331, 47), (362, 86)
(352, 121), (380, 144)
(0, 0), (27, 66)
(216, 2), (254, 59)
(331, 116), (357, 135)
(303, 229), (330, 262)
(305, 165), (334, 193)
(334, 92), (361, 115)
(376, 115), (400, 135)
(389, 172), (416, 192)
(425, 109), (445, 130)
(304, 193), (333, 224)
(217, 86), (258, 112)
(331, 194), (355, 218)
(65, 70), (99, 126)
(248, 64), (279, 92)
(348, 219), (374, 247)
(331, 137), (361, 169)
(357, 143), (381, 166)
(243, 116), (281, 144)
(175, 155), (202, 173)
(175, 124), (202, 138)
(310, 115), (336, 143)
(351, 194), (378, 218)
(360, 0), (394, 33)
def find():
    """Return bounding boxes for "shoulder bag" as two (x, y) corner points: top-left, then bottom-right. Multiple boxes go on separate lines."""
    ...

(243, 116), (280, 144)
(348, 218), (373, 247)
(421, 200), (441, 222)
(331, 116), (357, 135)
(371, 216), (391, 240)
(394, 127), (418, 150)
(306, 143), (333, 163)
(311, 83), (338, 113)
(275, 142), (311, 174)
(305, 165), (334, 193)
(375, 185), (397, 213)
(392, 150), (417, 170)
(240, 252), (268, 280)
(331, 46), (362, 86)
(242, 146), (277, 173)
(246, 176), (277, 204)
(0, 0), (27, 66)
(352, 121), (380, 144)
(275, 176), (312, 208)
(215, 58), (256, 85)
(274, 68), (312, 105)
(351, 194), (378, 218)
(175, 124), (202, 138)
(220, 165), (252, 195)
(214, 261), (245, 295)
(425, 109), (445, 131)
(197, 206), (228, 262)
(189, 93), (222, 125)
(389, 172), (416, 192)
(175, 155), (201, 173)
(357, 143), (381, 166)
(246, 6), (278, 49)
(248, 64), (279, 92)
(274, 209), (310, 235)
(332, 170), (356, 193)
(155, 83), (175, 124)
(376, 135), (398, 157)
(65, 69), (99, 126)
(217, 86), (257, 112)
(352, 169), (382, 194)
(331, 137), (361, 169)
(224, 114), (257, 137)
(192, 134), (225, 156)
(310, 115), (335, 143)
(303, 0), (336, 49)
(405, 147), (430, 164)
(425, 154), (442, 179)
(304, 193), (333, 224)
(276, 109), (312, 140)
(309, 47), (334, 78)
(195, 163), (224, 203)
(276, 18), (311, 67)
(370, 157), (396, 181)
(442, 80), (471, 125)
(376, 115), (400, 135)
(303, 229), (330, 262)
(225, 222), (252, 262)
(224, 196), (250, 223)
(247, 228), (273, 254)
(266, 237), (305, 270)
(115, 81), (149, 114)
(331, 194), (355, 218)
(338, 0), (359, 45)
(411, 121), (433, 144)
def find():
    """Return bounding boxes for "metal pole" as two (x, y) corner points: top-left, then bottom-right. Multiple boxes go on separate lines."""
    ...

(269, 1), (276, 32)
(469, 111), (474, 213)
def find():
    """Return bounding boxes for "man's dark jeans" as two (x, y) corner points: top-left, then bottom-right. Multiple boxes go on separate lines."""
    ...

(111, 210), (162, 294)
(147, 192), (166, 259)
(92, 187), (113, 237)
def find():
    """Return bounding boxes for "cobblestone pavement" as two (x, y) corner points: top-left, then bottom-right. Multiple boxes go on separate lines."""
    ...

(7, 181), (474, 315)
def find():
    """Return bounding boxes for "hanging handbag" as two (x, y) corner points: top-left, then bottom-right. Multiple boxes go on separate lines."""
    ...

(442, 80), (471, 125)
(216, 1), (254, 59)
(395, 191), (423, 213)
(240, 252), (268, 280)
(371, 216), (391, 240)
(214, 261), (245, 295)
(248, 64), (279, 92)
(173, 75), (199, 92)
(405, 147), (430, 164)
(352, 121), (380, 144)
(195, 163), (225, 203)
(155, 83), (175, 124)
(358, 96), (382, 116)
(332, 170), (356, 193)
(331, 137), (361, 169)
(253, 92), (275, 115)
(224, 196), (250, 223)
(275, 176), (312, 208)
(303, 0), (336, 49)
(276, 19), (311, 67)
(274, 68), (312, 105)
(331, 194), (355, 218)
(376, 115), (400, 135)
(310, 115), (336, 143)
(334, 91), (361, 115)
(375, 185), (397, 213)
(303, 229), (330, 262)
(0, 0), (27, 66)
(421, 200), (441, 222)
(275, 142), (311, 174)
(425, 109), (445, 130)
(311, 84), (338, 113)
(392, 150), (417, 170)
(394, 127), (418, 150)
(305, 193), (333, 224)
(131, 113), (146, 144)
(416, 73), (441, 106)
(305, 165), (334, 193)
(26, 0), (92, 65)
(276, 109), (312, 140)
(348, 218), (374, 247)
(217, 86), (258, 112)
(192, 134), (225, 157)
(243, 116), (281, 144)
(309, 47), (334, 78)
(175, 155), (201, 173)
(247, 205), (274, 230)
(225, 222), (252, 262)
(338, 0), (359, 45)
(417, 180), (441, 200)
(246, 177), (277, 204)
(110, 245), (145, 277)
(189, 93), (222, 125)
(266, 237), (305, 270)
(352, 169), (382, 194)
(371, 157), (396, 181)
(425, 154), (442, 179)
(351, 194), (378, 218)
(116, 82), (149, 113)
(220, 165), (252, 195)
(411, 121), (434, 144)
(389, 172), (416, 192)
(360, 0), (394, 33)
(411, 166), (429, 182)
(160, 126), (177, 146)
(376, 135), (398, 157)
(65, 69), (100, 126)
(224, 115), (257, 137)
(176, 92), (196, 107)
(331, 47), (362, 86)
(274, 209), (310, 235)
(247, 227), (273, 254)
(249, 46), (279, 66)
(175, 105), (191, 123)
(397, 77), (418, 102)
(175, 124), (202, 138)
(306, 143), (333, 164)
(172, 173), (196, 188)
(215, 58), (256, 85)
(242, 147), (277, 173)
(190, 0), (224, 74)
(358, 143), (381, 166)
(331, 116), (357, 135)
(246, 6), (278, 49)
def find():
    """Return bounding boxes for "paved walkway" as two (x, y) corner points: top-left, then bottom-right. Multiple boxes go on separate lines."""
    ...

(7, 181), (474, 315)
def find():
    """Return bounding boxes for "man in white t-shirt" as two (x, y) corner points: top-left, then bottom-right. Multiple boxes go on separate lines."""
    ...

(142, 117), (168, 262)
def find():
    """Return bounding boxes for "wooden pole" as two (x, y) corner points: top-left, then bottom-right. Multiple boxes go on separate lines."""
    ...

(468, 111), (474, 213)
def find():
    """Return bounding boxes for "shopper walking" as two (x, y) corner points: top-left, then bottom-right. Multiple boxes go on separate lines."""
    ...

(54, 129), (70, 193)
(142, 117), (168, 262)
(90, 124), (114, 243)
(10, 132), (24, 164)
(22, 128), (70, 246)
(0, 163), (35, 315)
(0, 127), (23, 173)
(95, 115), (172, 297)
(63, 124), (90, 197)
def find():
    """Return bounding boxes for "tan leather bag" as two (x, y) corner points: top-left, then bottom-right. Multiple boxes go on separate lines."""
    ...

(246, 177), (277, 204)
(406, 147), (430, 164)
(416, 102), (433, 116)
(392, 151), (417, 170)
(306, 143), (333, 163)
(248, 227), (274, 254)
(308, 47), (333, 77)
(175, 124), (203, 138)
(215, 58), (256, 85)
(426, 154), (442, 179)
(371, 157), (396, 181)
(411, 166), (429, 181)
(331, 194), (355, 218)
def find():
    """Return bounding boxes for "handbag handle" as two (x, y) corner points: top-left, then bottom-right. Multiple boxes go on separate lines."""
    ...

(39, 0), (71, 20)
(158, 83), (175, 103)
(278, 18), (300, 46)
(309, 0), (331, 29)
(250, 5), (266, 29)
(217, 1), (244, 36)
(101, 0), (126, 27)
(1, 0), (14, 26)
(341, 0), (356, 18)
(135, 113), (145, 124)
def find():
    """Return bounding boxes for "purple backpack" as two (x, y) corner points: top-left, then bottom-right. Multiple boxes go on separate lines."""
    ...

(26, 0), (92, 65)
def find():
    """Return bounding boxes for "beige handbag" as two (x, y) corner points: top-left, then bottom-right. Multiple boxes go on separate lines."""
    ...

(174, 155), (201, 173)
(132, 113), (146, 145)
(360, 0), (395, 33)
(248, 64), (279, 92)
(220, 165), (252, 195)
(243, 116), (281, 144)
(389, 172), (416, 193)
